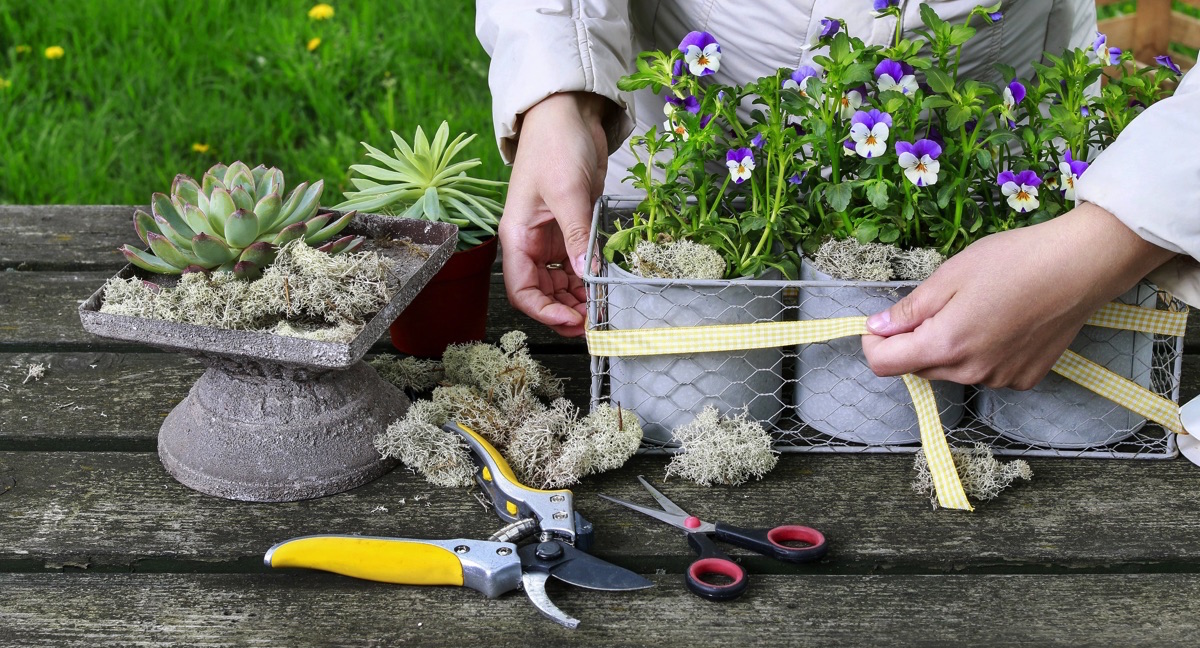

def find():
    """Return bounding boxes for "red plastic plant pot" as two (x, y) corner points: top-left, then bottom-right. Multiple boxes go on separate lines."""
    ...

(389, 236), (498, 358)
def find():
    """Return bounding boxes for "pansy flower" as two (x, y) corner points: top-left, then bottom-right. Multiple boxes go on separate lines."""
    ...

(998, 170), (1041, 212)
(819, 18), (840, 38)
(1059, 150), (1089, 200)
(726, 148), (755, 183)
(838, 87), (864, 120)
(895, 139), (942, 187)
(873, 0), (900, 12)
(750, 132), (765, 148)
(788, 172), (806, 185)
(848, 109), (892, 158)
(1001, 79), (1026, 127)
(783, 65), (820, 97)
(679, 31), (721, 76)
(988, 11), (1003, 22)
(663, 93), (700, 116)
(670, 59), (685, 85)
(1156, 54), (1182, 75)
(663, 119), (689, 142)
(1107, 47), (1122, 66)
(1093, 32), (1108, 58)
(875, 59), (918, 95)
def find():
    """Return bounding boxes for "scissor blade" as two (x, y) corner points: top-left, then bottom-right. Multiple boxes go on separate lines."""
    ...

(598, 494), (693, 531)
(636, 475), (690, 517)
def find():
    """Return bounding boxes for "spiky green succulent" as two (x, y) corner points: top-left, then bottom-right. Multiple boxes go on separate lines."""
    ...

(334, 122), (505, 250)
(120, 161), (364, 280)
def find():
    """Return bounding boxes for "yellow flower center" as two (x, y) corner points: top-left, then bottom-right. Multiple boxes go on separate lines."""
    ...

(865, 135), (876, 145)
(1017, 190), (1031, 201)
(915, 162), (927, 173)
(697, 55), (709, 66)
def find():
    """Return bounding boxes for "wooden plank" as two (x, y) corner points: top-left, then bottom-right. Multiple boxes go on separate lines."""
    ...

(1100, 13), (1138, 51)
(3, 451), (1200, 571)
(0, 270), (584, 352)
(2, 573), (1199, 646)
(1170, 11), (1200, 51)
(0, 205), (139, 272)
(0, 352), (593, 449)
(1136, 0), (1174, 58)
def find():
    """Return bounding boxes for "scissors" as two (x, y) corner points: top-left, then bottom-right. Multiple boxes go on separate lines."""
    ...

(599, 476), (827, 601)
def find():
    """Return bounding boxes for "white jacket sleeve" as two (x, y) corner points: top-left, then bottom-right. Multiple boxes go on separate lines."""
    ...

(476, 0), (636, 163)
(1076, 67), (1200, 305)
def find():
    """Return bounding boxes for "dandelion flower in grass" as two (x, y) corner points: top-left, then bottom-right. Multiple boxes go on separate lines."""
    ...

(663, 119), (689, 142)
(44, 46), (64, 60)
(306, 37), (322, 52)
(15, 45), (31, 55)
(998, 170), (1041, 212)
(191, 142), (211, 154)
(875, 59), (918, 95)
(847, 109), (892, 158)
(308, 3), (334, 20)
(895, 139), (942, 187)
(783, 65), (819, 97)
(1156, 54), (1182, 75)
(0, 77), (10, 90)
(1059, 150), (1089, 201)
(726, 148), (755, 184)
(678, 31), (721, 76)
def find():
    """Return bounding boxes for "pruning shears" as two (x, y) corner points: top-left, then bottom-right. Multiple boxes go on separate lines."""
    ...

(265, 422), (652, 628)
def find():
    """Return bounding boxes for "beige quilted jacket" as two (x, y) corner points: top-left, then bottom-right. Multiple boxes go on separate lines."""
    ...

(477, 0), (1200, 303)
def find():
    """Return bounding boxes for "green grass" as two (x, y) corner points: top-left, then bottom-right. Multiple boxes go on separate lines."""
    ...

(0, 0), (505, 204)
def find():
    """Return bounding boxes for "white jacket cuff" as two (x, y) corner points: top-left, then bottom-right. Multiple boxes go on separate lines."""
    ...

(476, 0), (635, 163)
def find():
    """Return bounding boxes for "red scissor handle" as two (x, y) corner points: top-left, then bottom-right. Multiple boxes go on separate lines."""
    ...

(715, 523), (828, 563)
(686, 557), (748, 601)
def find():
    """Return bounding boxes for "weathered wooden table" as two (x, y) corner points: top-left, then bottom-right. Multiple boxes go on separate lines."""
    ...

(4, 205), (1200, 646)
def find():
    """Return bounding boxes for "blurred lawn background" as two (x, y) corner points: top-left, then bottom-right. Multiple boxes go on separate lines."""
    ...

(0, 0), (504, 204)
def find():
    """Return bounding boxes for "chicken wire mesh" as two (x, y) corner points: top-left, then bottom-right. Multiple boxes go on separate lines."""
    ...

(585, 196), (1185, 459)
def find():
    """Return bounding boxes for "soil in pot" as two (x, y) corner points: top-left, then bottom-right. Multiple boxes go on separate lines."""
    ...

(795, 258), (965, 445)
(604, 263), (786, 444)
(974, 283), (1157, 448)
(390, 236), (498, 358)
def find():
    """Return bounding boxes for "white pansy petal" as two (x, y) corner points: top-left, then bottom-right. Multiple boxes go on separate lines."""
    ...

(1001, 181), (1020, 196)
(783, 79), (799, 90)
(897, 151), (919, 169)
(871, 123), (890, 142)
(923, 157), (940, 175)
(849, 123), (870, 141)
(727, 160), (740, 170)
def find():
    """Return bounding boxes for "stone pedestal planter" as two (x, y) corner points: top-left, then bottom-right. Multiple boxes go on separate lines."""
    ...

(795, 259), (965, 445)
(975, 283), (1157, 448)
(604, 263), (785, 444)
(79, 213), (457, 501)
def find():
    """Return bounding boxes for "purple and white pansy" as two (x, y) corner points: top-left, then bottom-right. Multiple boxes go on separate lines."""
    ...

(679, 31), (721, 76)
(1059, 150), (1089, 201)
(750, 132), (765, 148)
(819, 18), (840, 38)
(847, 109), (892, 158)
(838, 87), (864, 120)
(998, 170), (1041, 212)
(726, 148), (755, 183)
(1156, 54), (1182, 75)
(663, 93), (701, 116)
(875, 59), (918, 95)
(663, 119), (689, 142)
(895, 139), (942, 187)
(1001, 79), (1026, 127)
(783, 65), (820, 97)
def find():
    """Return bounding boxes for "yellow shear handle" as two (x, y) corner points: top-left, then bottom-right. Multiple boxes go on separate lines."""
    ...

(266, 536), (464, 586)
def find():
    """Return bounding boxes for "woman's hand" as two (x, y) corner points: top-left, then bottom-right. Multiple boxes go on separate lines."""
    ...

(500, 92), (612, 337)
(861, 203), (1176, 389)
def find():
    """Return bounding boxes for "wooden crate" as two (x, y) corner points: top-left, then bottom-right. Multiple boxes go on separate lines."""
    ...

(1098, 0), (1200, 70)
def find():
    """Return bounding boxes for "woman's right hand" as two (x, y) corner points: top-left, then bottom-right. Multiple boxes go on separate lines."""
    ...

(500, 92), (612, 337)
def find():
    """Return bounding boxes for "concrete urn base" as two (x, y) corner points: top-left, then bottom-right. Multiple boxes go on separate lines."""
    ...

(159, 360), (408, 501)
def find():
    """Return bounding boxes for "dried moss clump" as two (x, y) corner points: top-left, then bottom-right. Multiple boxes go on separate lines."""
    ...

(369, 355), (445, 392)
(665, 406), (779, 486)
(100, 240), (396, 341)
(812, 238), (945, 282)
(912, 443), (1033, 509)
(630, 239), (725, 280)
(374, 332), (643, 489)
(374, 400), (474, 488)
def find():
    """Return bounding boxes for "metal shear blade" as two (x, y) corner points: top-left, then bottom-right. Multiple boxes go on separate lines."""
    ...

(598, 476), (716, 534)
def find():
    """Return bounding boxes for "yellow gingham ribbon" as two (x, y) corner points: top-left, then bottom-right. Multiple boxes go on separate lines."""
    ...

(587, 301), (1188, 512)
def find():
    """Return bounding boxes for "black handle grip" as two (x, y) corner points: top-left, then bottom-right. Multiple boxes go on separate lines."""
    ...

(685, 533), (747, 601)
(714, 523), (828, 563)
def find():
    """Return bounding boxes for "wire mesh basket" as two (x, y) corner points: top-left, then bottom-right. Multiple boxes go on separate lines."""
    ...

(585, 196), (1185, 459)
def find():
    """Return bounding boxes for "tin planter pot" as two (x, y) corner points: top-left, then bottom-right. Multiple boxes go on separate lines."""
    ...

(974, 283), (1157, 448)
(389, 236), (498, 358)
(795, 258), (965, 445)
(79, 213), (457, 501)
(604, 262), (786, 444)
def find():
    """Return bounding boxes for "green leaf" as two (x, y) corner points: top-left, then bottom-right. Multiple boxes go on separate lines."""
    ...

(191, 233), (234, 266)
(739, 215), (768, 234)
(603, 226), (643, 261)
(975, 149), (993, 170)
(948, 25), (976, 47)
(146, 233), (192, 269)
(853, 221), (879, 243)
(224, 209), (260, 249)
(946, 105), (971, 130)
(879, 224), (901, 244)
(924, 67), (955, 95)
(120, 245), (181, 275)
(825, 183), (852, 212)
(866, 182), (890, 210)
(922, 96), (954, 110)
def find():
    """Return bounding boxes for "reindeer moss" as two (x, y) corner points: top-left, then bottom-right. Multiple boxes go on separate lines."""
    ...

(99, 241), (396, 341)
(630, 239), (725, 280)
(912, 443), (1033, 509)
(812, 238), (945, 282)
(665, 406), (779, 486)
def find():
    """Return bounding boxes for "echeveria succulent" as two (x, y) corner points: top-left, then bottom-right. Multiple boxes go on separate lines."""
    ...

(121, 161), (363, 280)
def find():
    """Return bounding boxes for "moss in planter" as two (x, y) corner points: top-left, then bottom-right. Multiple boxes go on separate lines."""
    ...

(665, 406), (779, 486)
(912, 443), (1033, 509)
(812, 238), (945, 282)
(630, 239), (725, 280)
(374, 400), (474, 488)
(99, 241), (396, 341)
